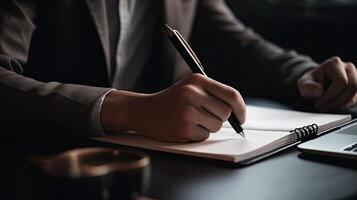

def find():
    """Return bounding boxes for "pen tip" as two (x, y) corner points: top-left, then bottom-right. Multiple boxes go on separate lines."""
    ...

(241, 131), (245, 139)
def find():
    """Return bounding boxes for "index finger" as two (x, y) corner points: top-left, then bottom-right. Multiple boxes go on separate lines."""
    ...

(200, 77), (246, 124)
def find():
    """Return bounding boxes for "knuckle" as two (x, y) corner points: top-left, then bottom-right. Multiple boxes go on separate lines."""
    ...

(181, 84), (195, 93)
(189, 73), (204, 84)
(180, 85), (198, 100)
(346, 62), (356, 71)
(329, 56), (342, 65)
(345, 62), (355, 67)
(228, 89), (241, 102)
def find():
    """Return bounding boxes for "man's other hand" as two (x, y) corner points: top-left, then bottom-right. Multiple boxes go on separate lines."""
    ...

(101, 74), (246, 143)
(298, 57), (357, 112)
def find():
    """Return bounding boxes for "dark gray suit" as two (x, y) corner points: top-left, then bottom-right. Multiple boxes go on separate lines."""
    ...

(0, 0), (317, 136)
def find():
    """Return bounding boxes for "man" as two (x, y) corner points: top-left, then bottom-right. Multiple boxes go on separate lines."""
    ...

(0, 0), (356, 142)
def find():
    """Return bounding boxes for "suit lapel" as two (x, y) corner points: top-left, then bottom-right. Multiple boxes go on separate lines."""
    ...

(85, 0), (111, 81)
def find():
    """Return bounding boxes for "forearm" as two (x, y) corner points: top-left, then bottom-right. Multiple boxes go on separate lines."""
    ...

(0, 66), (112, 136)
(191, 0), (318, 100)
(0, 0), (116, 136)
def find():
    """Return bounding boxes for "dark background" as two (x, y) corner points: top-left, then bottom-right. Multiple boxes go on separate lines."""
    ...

(226, 0), (357, 64)
(2, 2), (357, 200)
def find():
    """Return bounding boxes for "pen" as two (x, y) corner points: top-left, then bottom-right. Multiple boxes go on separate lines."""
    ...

(165, 24), (245, 138)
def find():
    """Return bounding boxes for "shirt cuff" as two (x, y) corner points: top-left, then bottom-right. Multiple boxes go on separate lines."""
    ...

(88, 89), (117, 136)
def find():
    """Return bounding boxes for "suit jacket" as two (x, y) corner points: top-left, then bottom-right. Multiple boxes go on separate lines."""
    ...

(0, 0), (317, 136)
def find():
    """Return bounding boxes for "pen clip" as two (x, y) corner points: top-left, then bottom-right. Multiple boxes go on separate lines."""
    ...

(174, 30), (205, 72)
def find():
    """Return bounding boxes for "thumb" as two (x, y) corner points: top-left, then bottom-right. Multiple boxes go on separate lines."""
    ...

(298, 74), (324, 100)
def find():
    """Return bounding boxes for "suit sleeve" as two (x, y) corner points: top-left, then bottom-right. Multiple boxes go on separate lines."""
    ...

(191, 0), (318, 101)
(0, 0), (111, 136)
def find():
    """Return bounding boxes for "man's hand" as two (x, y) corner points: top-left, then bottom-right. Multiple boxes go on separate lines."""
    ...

(298, 57), (357, 112)
(101, 74), (246, 142)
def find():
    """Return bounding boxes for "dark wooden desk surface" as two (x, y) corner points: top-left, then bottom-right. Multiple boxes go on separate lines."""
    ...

(1, 99), (357, 200)
(146, 148), (357, 200)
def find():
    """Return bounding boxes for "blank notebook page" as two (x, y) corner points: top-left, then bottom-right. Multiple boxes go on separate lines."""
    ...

(224, 106), (351, 132)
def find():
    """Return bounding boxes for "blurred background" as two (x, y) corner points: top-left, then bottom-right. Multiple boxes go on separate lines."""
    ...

(225, 0), (357, 64)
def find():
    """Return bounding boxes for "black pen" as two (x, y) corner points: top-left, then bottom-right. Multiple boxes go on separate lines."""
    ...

(165, 24), (245, 138)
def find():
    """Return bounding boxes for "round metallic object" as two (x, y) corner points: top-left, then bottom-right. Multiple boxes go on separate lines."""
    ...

(40, 147), (150, 179)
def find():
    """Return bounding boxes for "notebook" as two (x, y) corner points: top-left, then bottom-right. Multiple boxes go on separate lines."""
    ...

(93, 106), (352, 163)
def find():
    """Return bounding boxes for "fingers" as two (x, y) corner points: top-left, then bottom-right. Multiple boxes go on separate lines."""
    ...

(318, 62), (357, 111)
(140, 73), (244, 143)
(202, 95), (232, 122)
(297, 72), (324, 100)
(205, 80), (246, 123)
(169, 74), (245, 142)
(179, 82), (232, 122)
(191, 125), (210, 141)
(342, 94), (357, 110)
(314, 58), (357, 111)
(186, 74), (246, 124)
(188, 107), (223, 142)
(172, 105), (210, 142)
(192, 89), (232, 122)
(196, 107), (224, 133)
(315, 58), (349, 108)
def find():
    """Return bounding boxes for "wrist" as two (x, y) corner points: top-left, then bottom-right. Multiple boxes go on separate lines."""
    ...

(89, 89), (115, 136)
(100, 90), (147, 133)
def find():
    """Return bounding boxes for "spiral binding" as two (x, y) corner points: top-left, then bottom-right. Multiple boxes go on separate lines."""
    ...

(290, 124), (318, 141)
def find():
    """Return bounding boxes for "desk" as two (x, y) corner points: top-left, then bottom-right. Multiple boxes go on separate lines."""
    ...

(146, 148), (357, 200)
(1, 100), (357, 200)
